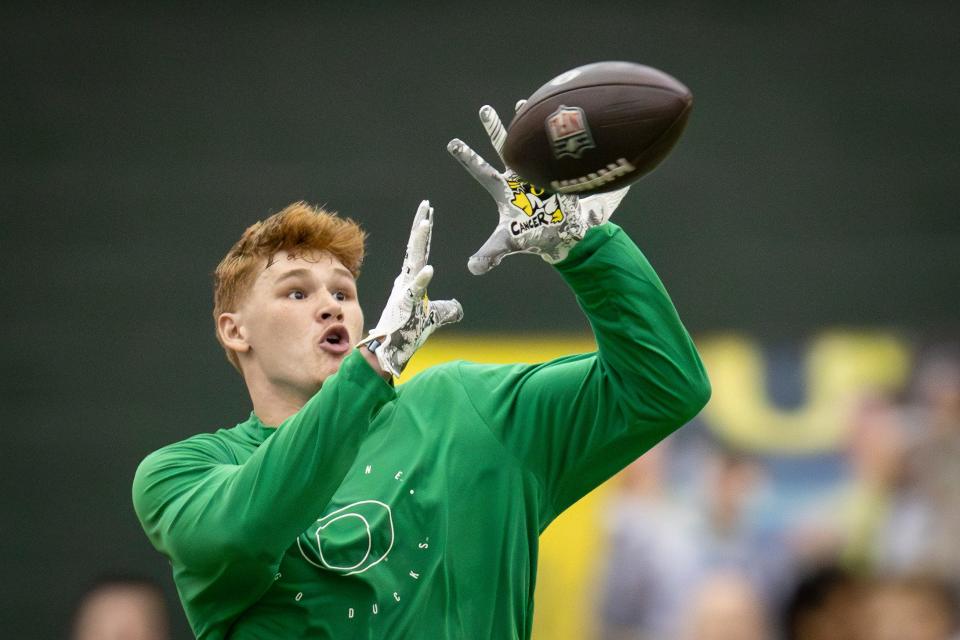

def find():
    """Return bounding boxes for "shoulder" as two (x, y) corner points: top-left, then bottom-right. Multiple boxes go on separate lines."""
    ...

(132, 427), (243, 507)
(403, 355), (597, 387)
(396, 360), (468, 396)
(396, 354), (600, 401)
(397, 359), (531, 390)
(139, 428), (239, 471)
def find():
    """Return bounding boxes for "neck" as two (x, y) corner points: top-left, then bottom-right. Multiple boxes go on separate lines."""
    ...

(244, 372), (315, 428)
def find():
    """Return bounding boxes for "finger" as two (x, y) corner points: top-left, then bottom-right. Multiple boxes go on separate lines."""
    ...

(410, 197), (429, 229)
(592, 186), (630, 211)
(422, 203), (433, 264)
(479, 104), (508, 162)
(409, 264), (434, 295)
(447, 138), (508, 201)
(581, 186), (630, 225)
(404, 201), (433, 274)
(429, 299), (464, 327)
(514, 98), (527, 113)
(403, 220), (431, 275)
(467, 227), (513, 275)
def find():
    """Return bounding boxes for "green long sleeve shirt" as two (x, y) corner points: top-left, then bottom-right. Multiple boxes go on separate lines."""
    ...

(132, 223), (711, 639)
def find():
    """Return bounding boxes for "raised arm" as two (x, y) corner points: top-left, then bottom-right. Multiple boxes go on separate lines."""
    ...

(448, 108), (709, 522)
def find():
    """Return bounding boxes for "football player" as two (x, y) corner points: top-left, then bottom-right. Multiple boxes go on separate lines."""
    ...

(133, 105), (710, 639)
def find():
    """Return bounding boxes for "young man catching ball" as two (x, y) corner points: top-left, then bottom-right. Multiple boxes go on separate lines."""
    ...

(133, 106), (710, 639)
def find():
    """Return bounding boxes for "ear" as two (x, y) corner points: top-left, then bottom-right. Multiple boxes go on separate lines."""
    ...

(217, 312), (251, 356)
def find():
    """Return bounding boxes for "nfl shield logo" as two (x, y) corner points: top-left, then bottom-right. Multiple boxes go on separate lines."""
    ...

(545, 105), (595, 159)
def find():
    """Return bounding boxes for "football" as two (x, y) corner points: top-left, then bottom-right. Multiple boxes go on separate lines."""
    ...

(502, 61), (693, 194)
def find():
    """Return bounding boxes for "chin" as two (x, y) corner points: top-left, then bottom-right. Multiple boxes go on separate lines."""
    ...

(316, 360), (347, 386)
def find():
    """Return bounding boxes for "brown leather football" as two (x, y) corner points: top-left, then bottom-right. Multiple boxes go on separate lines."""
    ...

(503, 61), (692, 194)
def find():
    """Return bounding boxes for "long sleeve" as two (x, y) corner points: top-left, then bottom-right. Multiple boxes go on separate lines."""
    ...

(131, 350), (395, 623)
(456, 223), (710, 524)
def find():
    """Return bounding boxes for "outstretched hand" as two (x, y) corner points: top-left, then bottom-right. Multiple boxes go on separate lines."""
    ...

(358, 200), (463, 377)
(447, 102), (630, 275)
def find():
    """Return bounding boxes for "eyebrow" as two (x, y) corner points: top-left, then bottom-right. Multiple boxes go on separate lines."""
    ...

(272, 267), (354, 284)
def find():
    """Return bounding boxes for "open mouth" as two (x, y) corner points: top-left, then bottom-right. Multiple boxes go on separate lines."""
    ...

(319, 325), (351, 354)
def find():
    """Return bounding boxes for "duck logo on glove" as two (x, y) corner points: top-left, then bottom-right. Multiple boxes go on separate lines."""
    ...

(506, 177), (564, 236)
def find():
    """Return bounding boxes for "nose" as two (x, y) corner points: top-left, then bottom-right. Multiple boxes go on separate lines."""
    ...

(316, 293), (344, 322)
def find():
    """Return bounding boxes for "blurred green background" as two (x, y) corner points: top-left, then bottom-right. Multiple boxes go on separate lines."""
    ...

(2, 1), (957, 637)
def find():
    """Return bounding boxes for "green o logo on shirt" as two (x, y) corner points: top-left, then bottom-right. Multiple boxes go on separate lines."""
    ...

(297, 500), (395, 576)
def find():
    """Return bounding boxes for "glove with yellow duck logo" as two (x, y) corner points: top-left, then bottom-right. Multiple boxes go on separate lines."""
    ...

(447, 100), (630, 275)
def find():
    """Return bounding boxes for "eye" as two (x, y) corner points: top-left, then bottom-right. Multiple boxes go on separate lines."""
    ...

(287, 290), (306, 300)
(333, 290), (347, 302)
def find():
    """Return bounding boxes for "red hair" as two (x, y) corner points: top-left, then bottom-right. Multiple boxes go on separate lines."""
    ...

(213, 201), (366, 372)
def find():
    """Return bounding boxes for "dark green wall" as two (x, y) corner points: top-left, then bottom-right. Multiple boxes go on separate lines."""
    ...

(2, 1), (958, 636)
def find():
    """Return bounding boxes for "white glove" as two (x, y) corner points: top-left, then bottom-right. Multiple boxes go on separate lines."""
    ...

(447, 102), (630, 275)
(358, 200), (463, 377)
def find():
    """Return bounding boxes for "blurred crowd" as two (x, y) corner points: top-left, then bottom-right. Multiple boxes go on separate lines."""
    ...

(596, 345), (960, 640)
